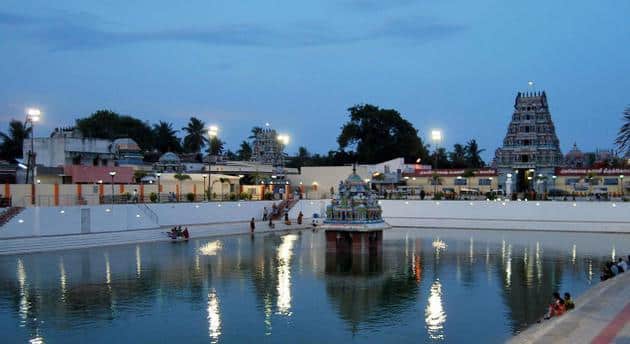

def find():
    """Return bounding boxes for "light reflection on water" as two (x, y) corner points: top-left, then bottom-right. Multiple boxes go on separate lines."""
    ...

(0, 228), (628, 343)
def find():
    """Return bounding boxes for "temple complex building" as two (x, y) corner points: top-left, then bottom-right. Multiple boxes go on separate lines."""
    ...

(494, 91), (564, 193)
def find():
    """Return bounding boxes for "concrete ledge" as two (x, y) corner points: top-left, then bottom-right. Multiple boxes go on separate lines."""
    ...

(508, 272), (630, 343)
(0, 220), (312, 255)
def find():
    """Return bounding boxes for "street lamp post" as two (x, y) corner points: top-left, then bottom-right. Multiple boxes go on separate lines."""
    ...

(156, 173), (161, 203)
(552, 175), (557, 200)
(620, 175), (624, 198)
(25, 108), (41, 205)
(277, 134), (290, 193)
(208, 125), (219, 201)
(431, 130), (442, 170)
(202, 175), (207, 201)
(109, 171), (117, 204)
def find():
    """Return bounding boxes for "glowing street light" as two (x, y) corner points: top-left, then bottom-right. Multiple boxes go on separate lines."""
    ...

(109, 171), (117, 204)
(277, 134), (290, 145)
(431, 129), (442, 170)
(207, 125), (219, 201)
(25, 108), (42, 205)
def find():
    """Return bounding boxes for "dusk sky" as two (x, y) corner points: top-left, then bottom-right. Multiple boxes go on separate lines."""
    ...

(1, 0), (629, 161)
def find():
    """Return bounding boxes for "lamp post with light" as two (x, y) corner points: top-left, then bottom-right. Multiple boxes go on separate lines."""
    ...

(431, 130), (442, 170)
(202, 175), (207, 201)
(109, 171), (117, 204)
(277, 133), (290, 173)
(156, 173), (161, 203)
(25, 108), (41, 205)
(620, 175), (625, 198)
(207, 125), (219, 201)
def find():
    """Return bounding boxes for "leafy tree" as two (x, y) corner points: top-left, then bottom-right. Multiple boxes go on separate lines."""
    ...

(152, 121), (182, 154)
(0, 120), (31, 162)
(337, 104), (425, 164)
(208, 137), (225, 156)
(182, 117), (208, 153)
(429, 147), (451, 169)
(616, 107), (630, 156)
(236, 141), (252, 160)
(225, 149), (238, 160)
(449, 144), (467, 168)
(75, 110), (154, 150)
(465, 139), (486, 168)
(287, 146), (312, 168)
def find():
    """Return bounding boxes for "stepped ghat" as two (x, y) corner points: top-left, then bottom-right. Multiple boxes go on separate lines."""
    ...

(323, 165), (390, 253)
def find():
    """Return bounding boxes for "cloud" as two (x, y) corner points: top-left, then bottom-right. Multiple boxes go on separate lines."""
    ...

(0, 10), (465, 51)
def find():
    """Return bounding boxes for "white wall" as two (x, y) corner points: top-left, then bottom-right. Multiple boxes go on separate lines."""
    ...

(289, 199), (630, 233)
(287, 165), (370, 199)
(147, 201), (276, 226)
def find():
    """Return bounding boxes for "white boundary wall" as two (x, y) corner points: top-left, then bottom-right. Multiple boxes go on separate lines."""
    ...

(0, 201), (278, 238)
(290, 199), (630, 233)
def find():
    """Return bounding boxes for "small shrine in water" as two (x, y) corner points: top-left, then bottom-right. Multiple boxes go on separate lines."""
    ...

(323, 165), (390, 253)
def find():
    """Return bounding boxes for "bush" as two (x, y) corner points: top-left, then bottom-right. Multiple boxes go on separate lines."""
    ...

(485, 192), (496, 201)
(186, 192), (195, 202)
(433, 192), (444, 200)
(239, 192), (251, 200)
(263, 192), (274, 200)
(149, 192), (158, 203)
(229, 193), (238, 201)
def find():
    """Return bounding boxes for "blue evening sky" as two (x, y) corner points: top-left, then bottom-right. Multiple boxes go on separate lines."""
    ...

(1, 0), (628, 160)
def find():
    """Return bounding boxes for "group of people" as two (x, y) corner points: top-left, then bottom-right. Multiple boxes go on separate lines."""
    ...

(168, 225), (189, 240)
(601, 255), (629, 281)
(543, 292), (575, 320)
(250, 210), (304, 234)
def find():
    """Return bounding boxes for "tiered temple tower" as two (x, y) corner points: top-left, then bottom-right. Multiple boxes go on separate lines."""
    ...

(494, 91), (563, 192)
(251, 127), (285, 167)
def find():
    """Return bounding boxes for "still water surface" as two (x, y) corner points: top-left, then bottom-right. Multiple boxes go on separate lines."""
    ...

(0, 228), (628, 343)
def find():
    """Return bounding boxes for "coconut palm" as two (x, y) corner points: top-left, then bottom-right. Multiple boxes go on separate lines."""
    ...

(615, 107), (630, 156)
(182, 117), (208, 154)
(153, 121), (181, 154)
(208, 137), (225, 156)
(0, 120), (31, 162)
(465, 139), (486, 168)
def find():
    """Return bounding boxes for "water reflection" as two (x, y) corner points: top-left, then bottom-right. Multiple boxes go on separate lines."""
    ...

(276, 234), (297, 316)
(425, 280), (446, 340)
(0, 229), (627, 343)
(207, 288), (221, 344)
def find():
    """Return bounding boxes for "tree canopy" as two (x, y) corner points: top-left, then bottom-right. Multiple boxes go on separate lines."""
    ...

(0, 120), (31, 162)
(152, 121), (182, 154)
(182, 117), (208, 153)
(75, 110), (153, 150)
(338, 104), (428, 164)
(616, 107), (630, 156)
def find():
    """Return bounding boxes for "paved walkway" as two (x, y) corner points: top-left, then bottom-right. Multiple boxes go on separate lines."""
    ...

(509, 272), (630, 344)
(0, 220), (313, 255)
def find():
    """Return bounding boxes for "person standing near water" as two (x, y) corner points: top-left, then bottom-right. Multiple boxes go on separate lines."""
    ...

(250, 217), (256, 234)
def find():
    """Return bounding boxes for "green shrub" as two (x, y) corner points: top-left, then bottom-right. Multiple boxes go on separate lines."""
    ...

(186, 192), (195, 202)
(263, 192), (274, 200)
(149, 192), (158, 203)
(433, 192), (444, 200)
(229, 193), (238, 201)
(239, 192), (251, 200)
(485, 192), (496, 201)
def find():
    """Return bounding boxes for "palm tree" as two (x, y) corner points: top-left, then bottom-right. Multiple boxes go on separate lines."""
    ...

(465, 139), (486, 168)
(173, 173), (191, 201)
(449, 143), (467, 168)
(0, 120), (31, 162)
(249, 126), (263, 140)
(153, 121), (181, 154)
(615, 107), (630, 156)
(208, 137), (224, 156)
(182, 117), (208, 154)
(237, 141), (252, 161)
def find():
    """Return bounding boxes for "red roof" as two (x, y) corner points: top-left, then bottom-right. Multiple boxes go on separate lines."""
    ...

(64, 165), (134, 184)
